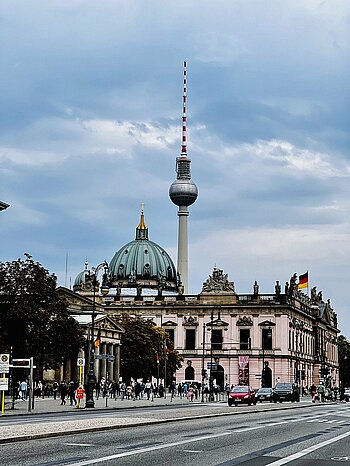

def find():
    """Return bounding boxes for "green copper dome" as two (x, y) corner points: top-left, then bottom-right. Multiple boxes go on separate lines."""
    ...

(73, 261), (92, 292)
(109, 208), (178, 293)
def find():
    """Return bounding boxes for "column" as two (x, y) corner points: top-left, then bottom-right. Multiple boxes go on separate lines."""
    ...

(114, 344), (121, 382)
(107, 343), (113, 381)
(101, 342), (107, 379)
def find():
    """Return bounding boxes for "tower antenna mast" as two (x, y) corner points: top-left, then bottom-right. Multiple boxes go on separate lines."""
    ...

(169, 61), (198, 294)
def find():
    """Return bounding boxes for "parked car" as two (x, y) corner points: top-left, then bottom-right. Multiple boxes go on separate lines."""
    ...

(343, 388), (350, 401)
(256, 387), (273, 402)
(228, 386), (256, 406)
(273, 383), (300, 402)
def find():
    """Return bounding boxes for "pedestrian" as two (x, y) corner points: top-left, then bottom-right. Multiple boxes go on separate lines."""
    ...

(52, 380), (59, 400)
(120, 382), (126, 400)
(134, 382), (141, 400)
(20, 380), (28, 400)
(76, 384), (85, 408)
(187, 386), (194, 401)
(317, 382), (325, 402)
(310, 383), (317, 402)
(68, 381), (77, 405)
(145, 380), (152, 400)
(59, 381), (68, 405)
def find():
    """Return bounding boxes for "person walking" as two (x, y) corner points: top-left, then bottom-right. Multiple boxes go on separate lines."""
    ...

(310, 383), (317, 402)
(59, 381), (68, 405)
(145, 380), (152, 400)
(317, 382), (325, 402)
(52, 380), (59, 400)
(20, 380), (28, 400)
(68, 381), (77, 406)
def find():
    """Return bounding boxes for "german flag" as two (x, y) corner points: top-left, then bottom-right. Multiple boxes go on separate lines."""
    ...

(298, 272), (308, 289)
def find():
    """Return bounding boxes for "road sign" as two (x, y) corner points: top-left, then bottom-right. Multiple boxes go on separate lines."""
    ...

(0, 354), (10, 365)
(95, 354), (115, 362)
(0, 364), (10, 373)
(207, 362), (218, 370)
(0, 378), (9, 391)
(12, 359), (30, 367)
(77, 358), (85, 367)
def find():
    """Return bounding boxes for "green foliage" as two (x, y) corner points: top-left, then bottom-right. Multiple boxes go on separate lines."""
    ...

(338, 334), (350, 387)
(0, 254), (85, 370)
(118, 313), (182, 383)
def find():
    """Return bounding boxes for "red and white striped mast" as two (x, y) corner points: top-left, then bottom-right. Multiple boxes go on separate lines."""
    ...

(169, 61), (198, 294)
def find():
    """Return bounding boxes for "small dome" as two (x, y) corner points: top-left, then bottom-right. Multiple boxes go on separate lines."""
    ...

(73, 261), (91, 292)
(169, 178), (198, 207)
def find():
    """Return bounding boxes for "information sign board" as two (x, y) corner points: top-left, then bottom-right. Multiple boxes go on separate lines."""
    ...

(0, 378), (9, 391)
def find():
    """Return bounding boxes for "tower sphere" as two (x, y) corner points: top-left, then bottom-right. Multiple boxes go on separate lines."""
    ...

(169, 178), (198, 207)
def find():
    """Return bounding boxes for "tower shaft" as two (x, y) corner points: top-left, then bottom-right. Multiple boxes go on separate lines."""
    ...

(177, 206), (189, 294)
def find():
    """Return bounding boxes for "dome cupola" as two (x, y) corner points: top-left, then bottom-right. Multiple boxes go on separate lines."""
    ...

(108, 206), (180, 295)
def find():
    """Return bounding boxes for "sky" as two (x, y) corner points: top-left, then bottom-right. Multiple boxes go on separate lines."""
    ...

(1, 1), (350, 335)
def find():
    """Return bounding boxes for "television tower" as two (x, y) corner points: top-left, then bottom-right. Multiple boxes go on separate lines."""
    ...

(169, 61), (198, 294)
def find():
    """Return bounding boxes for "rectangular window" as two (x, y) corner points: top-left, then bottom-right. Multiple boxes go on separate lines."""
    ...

(185, 329), (196, 350)
(166, 329), (175, 345)
(211, 329), (223, 350)
(262, 328), (273, 350)
(240, 329), (250, 350)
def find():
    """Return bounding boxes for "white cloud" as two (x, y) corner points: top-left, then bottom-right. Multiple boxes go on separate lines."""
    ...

(193, 31), (248, 65)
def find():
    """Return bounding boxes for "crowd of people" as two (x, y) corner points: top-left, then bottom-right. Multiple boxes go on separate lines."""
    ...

(13, 379), (345, 405)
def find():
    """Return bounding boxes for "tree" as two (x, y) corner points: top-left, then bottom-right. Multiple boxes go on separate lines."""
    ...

(117, 313), (183, 383)
(0, 254), (85, 371)
(338, 335), (350, 387)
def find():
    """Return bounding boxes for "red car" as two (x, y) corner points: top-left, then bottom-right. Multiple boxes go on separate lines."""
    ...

(228, 385), (256, 406)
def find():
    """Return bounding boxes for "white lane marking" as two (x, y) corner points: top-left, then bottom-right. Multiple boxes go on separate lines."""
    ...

(64, 443), (94, 447)
(67, 432), (232, 466)
(265, 429), (350, 465)
(182, 449), (203, 453)
(66, 414), (328, 465)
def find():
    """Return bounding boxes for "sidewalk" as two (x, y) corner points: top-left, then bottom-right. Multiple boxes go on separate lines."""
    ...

(3, 392), (199, 415)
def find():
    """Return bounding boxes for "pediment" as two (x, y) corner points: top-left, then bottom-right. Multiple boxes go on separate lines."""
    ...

(95, 316), (125, 333)
(162, 320), (178, 327)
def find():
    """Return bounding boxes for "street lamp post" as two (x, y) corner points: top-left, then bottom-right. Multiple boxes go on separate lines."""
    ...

(85, 261), (109, 408)
(206, 307), (228, 402)
(201, 323), (206, 403)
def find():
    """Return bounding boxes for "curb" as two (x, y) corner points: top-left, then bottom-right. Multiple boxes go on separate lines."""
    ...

(0, 401), (335, 445)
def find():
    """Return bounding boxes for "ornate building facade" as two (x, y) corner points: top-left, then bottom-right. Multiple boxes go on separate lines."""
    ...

(66, 232), (339, 389)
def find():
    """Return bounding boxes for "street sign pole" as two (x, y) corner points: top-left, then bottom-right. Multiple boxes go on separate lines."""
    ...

(28, 357), (34, 413)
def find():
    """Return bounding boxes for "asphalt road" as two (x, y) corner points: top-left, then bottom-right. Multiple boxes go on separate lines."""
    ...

(2, 403), (350, 465)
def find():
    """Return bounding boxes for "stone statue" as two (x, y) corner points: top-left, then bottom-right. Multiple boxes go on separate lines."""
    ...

(201, 267), (235, 293)
(253, 280), (259, 295)
(275, 280), (281, 295)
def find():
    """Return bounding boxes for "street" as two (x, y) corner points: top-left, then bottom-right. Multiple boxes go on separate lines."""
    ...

(1, 402), (350, 465)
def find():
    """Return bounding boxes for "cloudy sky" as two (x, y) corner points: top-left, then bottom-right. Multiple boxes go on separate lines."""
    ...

(1, 1), (350, 334)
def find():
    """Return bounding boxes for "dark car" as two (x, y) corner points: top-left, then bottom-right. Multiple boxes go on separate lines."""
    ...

(273, 383), (300, 402)
(228, 386), (256, 406)
(256, 387), (273, 402)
